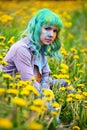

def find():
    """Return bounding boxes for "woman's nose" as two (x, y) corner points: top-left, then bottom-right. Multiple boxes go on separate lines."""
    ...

(48, 31), (53, 37)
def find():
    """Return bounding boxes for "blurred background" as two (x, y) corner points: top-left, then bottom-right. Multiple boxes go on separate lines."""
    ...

(0, 0), (87, 49)
(0, 1), (87, 129)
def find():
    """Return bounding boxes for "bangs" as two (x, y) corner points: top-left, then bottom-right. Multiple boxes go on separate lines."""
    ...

(42, 13), (63, 29)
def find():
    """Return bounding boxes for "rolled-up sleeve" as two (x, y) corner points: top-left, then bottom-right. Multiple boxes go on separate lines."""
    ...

(13, 47), (41, 89)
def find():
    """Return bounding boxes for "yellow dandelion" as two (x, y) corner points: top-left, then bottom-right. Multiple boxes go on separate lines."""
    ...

(78, 69), (84, 74)
(72, 125), (80, 130)
(0, 42), (4, 46)
(61, 29), (65, 34)
(31, 77), (36, 81)
(43, 89), (54, 99)
(9, 83), (16, 88)
(7, 89), (19, 95)
(84, 36), (87, 40)
(20, 89), (30, 96)
(70, 48), (77, 54)
(59, 87), (66, 91)
(68, 93), (74, 97)
(29, 105), (43, 114)
(51, 111), (59, 116)
(1, 60), (8, 66)
(76, 63), (84, 67)
(75, 94), (83, 100)
(16, 74), (21, 79)
(66, 97), (72, 102)
(66, 86), (74, 91)
(77, 89), (82, 94)
(16, 80), (27, 88)
(8, 36), (15, 44)
(73, 55), (79, 60)
(64, 22), (72, 28)
(21, 20), (26, 25)
(60, 48), (69, 56)
(52, 102), (60, 108)
(84, 105), (87, 109)
(68, 33), (74, 39)
(52, 74), (60, 79)
(0, 55), (3, 60)
(66, 79), (71, 84)
(60, 69), (67, 74)
(25, 80), (32, 85)
(33, 98), (44, 106)
(0, 88), (5, 96)
(60, 63), (69, 70)
(0, 118), (13, 129)
(77, 84), (84, 88)
(64, 74), (69, 79)
(3, 73), (13, 80)
(12, 97), (27, 107)
(83, 92), (87, 96)
(0, 14), (13, 23)
(45, 96), (54, 101)
(26, 85), (40, 96)
(41, 105), (47, 111)
(63, 12), (71, 19)
(74, 76), (78, 81)
(23, 33), (28, 37)
(81, 48), (87, 53)
(55, 74), (64, 79)
(85, 57), (87, 62)
(0, 35), (6, 40)
(27, 121), (43, 130)
(83, 100), (87, 108)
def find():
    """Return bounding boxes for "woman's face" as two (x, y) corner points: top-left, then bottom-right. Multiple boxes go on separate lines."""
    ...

(40, 25), (58, 45)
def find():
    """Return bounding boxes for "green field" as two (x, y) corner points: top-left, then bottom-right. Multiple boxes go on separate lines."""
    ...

(0, 1), (87, 130)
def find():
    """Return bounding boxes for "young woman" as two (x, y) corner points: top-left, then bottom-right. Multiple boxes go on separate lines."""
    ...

(3, 8), (67, 91)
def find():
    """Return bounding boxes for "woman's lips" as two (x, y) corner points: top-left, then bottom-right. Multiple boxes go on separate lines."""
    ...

(45, 39), (52, 43)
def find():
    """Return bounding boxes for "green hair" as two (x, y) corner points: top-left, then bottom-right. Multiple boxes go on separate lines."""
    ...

(23, 8), (63, 59)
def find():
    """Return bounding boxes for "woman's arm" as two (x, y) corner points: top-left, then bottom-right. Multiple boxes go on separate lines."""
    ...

(13, 46), (41, 90)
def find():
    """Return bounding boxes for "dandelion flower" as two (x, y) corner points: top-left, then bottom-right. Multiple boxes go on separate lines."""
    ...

(59, 87), (66, 91)
(1, 60), (8, 66)
(52, 102), (60, 108)
(72, 125), (80, 130)
(71, 48), (77, 54)
(0, 88), (5, 96)
(3, 73), (13, 80)
(66, 97), (72, 102)
(7, 89), (19, 95)
(0, 118), (13, 129)
(29, 105), (43, 114)
(33, 98), (44, 106)
(60, 63), (69, 70)
(12, 97), (27, 107)
(51, 111), (59, 116)
(0, 35), (6, 40)
(77, 84), (84, 88)
(27, 121), (43, 130)
(83, 92), (87, 96)
(73, 55), (79, 60)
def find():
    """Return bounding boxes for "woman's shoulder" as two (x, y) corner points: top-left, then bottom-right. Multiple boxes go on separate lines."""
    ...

(10, 37), (30, 50)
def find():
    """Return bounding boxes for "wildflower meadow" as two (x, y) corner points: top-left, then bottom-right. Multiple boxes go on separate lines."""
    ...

(0, 0), (87, 130)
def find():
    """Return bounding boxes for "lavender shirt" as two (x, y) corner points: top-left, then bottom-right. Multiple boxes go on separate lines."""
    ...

(3, 37), (51, 89)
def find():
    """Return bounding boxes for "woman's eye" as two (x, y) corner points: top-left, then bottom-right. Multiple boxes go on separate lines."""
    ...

(45, 27), (51, 30)
(54, 29), (57, 33)
(44, 27), (58, 33)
